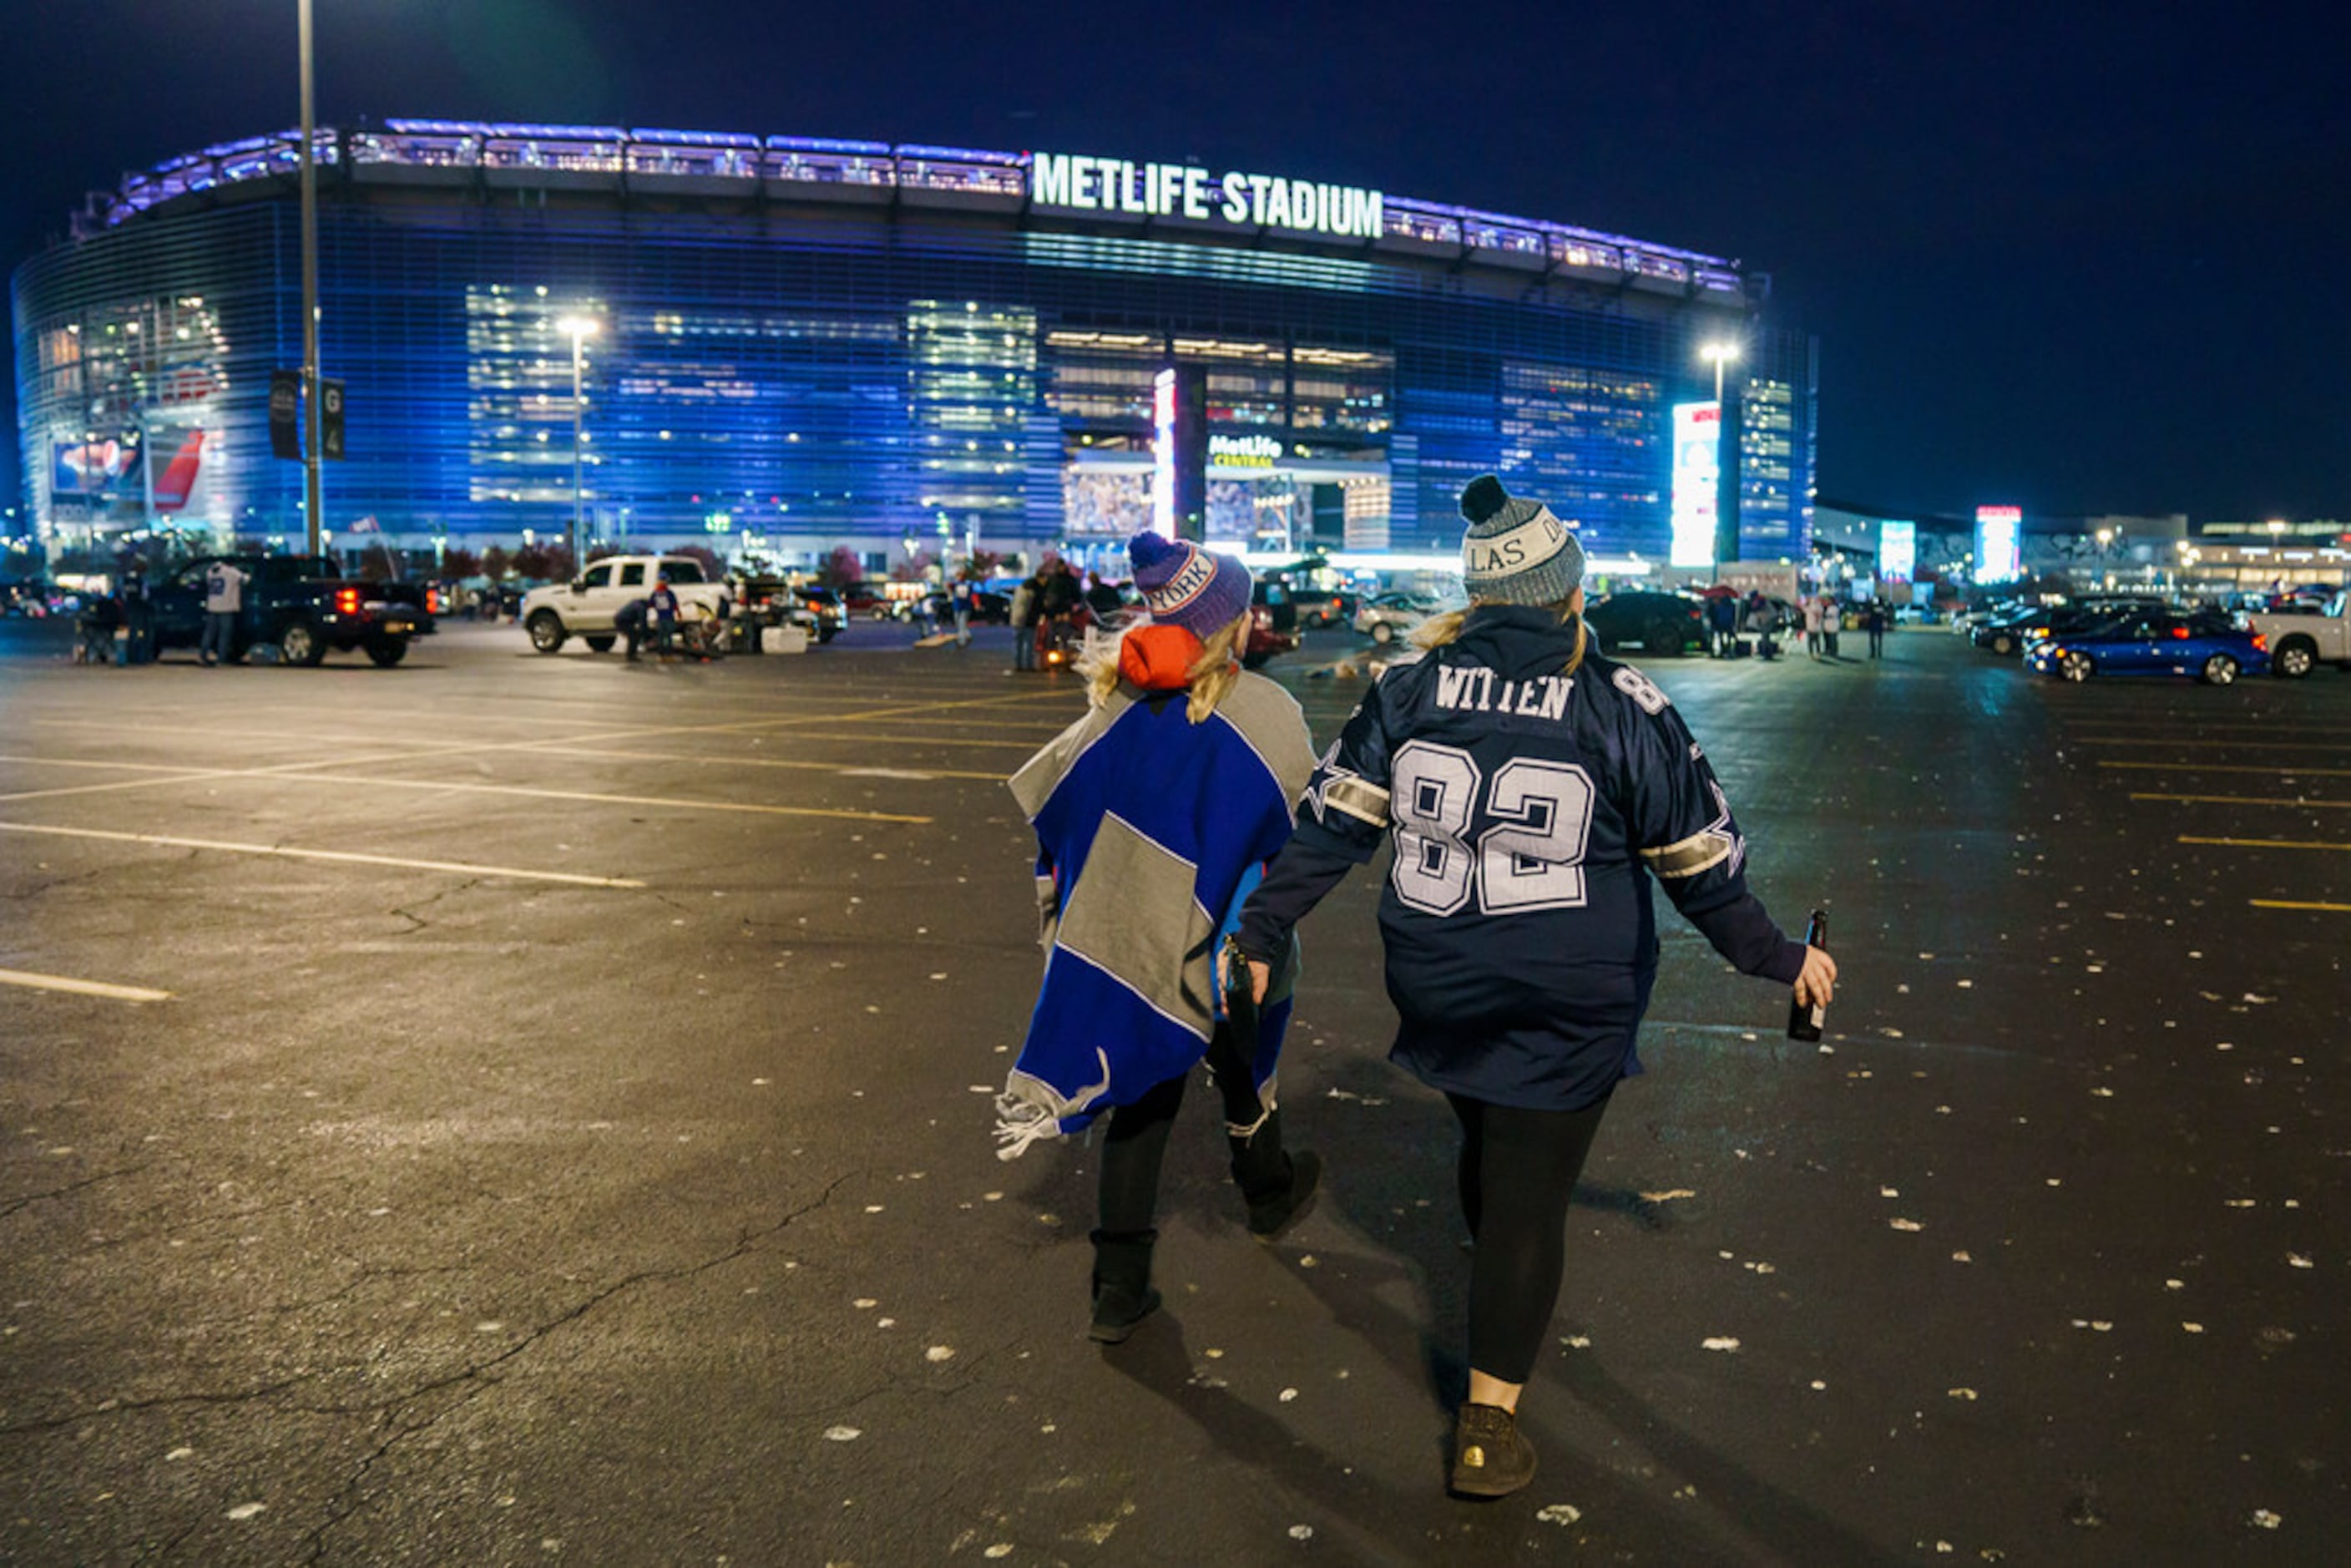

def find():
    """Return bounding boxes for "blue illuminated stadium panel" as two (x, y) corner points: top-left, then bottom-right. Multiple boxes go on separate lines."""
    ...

(12, 122), (1816, 568)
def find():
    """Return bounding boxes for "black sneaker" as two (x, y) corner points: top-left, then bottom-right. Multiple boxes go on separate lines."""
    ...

(1449, 1403), (1536, 1499)
(1088, 1284), (1161, 1344)
(1247, 1150), (1321, 1240)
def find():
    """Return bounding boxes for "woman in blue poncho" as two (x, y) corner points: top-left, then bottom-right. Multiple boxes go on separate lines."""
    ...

(997, 532), (1322, 1343)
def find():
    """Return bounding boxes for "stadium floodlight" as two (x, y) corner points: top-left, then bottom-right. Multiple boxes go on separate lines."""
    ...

(1698, 341), (1740, 402)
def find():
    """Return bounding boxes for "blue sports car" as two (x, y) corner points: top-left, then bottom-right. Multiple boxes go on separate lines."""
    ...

(2027, 609), (2269, 684)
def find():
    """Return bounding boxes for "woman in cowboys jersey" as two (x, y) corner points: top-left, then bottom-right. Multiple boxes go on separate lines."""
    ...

(1234, 475), (1836, 1500)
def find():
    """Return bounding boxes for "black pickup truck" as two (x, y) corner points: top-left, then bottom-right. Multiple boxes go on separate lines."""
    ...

(149, 554), (434, 666)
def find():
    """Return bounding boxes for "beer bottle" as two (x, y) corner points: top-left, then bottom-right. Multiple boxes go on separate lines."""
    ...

(1787, 909), (1828, 1042)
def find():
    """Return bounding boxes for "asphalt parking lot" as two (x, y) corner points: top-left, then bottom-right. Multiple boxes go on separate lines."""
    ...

(3, 616), (2347, 1564)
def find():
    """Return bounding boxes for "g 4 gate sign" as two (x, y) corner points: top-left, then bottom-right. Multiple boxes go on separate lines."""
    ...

(1030, 151), (1383, 241)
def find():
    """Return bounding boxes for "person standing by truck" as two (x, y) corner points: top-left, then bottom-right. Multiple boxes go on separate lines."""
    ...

(647, 575), (680, 659)
(1231, 475), (1836, 1499)
(199, 558), (247, 666)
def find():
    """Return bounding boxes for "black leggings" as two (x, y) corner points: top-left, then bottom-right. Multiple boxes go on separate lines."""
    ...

(1447, 1091), (1611, 1385)
(1099, 1023), (1272, 1236)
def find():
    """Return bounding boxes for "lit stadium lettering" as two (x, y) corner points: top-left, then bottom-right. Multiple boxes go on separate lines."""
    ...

(1030, 151), (1382, 240)
(1209, 434), (1281, 468)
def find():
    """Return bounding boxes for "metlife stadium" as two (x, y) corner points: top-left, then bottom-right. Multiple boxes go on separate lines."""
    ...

(12, 122), (1817, 573)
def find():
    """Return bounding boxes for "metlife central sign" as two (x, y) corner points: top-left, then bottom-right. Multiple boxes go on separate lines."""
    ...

(1029, 151), (1383, 241)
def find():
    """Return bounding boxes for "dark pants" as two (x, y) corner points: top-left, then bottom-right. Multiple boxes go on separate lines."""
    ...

(1098, 1022), (1283, 1236)
(200, 610), (237, 664)
(1447, 1090), (1612, 1384)
(1868, 626), (1885, 657)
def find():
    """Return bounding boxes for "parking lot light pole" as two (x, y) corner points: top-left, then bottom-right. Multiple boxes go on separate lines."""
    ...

(298, 0), (323, 557)
(557, 316), (599, 569)
(1699, 341), (1740, 575)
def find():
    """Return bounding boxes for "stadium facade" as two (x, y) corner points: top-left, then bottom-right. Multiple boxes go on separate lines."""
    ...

(12, 122), (1817, 574)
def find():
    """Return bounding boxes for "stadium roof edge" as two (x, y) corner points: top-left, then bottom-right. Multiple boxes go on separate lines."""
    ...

(81, 121), (1747, 286)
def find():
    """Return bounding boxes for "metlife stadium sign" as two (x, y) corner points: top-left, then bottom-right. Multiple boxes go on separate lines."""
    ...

(1030, 151), (1383, 240)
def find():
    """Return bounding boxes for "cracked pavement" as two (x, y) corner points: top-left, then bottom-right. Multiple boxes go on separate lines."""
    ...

(3, 616), (2348, 1563)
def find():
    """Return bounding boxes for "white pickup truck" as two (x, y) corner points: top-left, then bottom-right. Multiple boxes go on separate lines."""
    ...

(2250, 591), (2351, 678)
(522, 555), (731, 654)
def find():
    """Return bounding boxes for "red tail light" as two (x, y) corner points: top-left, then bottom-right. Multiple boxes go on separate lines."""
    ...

(336, 587), (360, 615)
(2252, 633), (2268, 652)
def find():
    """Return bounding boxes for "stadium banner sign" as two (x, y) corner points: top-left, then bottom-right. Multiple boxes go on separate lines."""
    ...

(1974, 504), (2023, 584)
(1030, 152), (1382, 240)
(1669, 400), (1721, 568)
(1879, 519), (1917, 582)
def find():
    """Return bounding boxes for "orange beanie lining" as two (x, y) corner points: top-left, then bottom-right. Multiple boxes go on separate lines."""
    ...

(1119, 624), (1206, 690)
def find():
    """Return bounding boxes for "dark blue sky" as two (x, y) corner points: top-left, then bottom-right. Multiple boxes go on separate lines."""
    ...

(6, 0), (2343, 523)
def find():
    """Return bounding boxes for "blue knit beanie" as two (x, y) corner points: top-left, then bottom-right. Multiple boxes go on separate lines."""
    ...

(1128, 531), (1251, 640)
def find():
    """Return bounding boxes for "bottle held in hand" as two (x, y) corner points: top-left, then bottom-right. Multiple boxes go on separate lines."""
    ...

(1787, 908), (1828, 1042)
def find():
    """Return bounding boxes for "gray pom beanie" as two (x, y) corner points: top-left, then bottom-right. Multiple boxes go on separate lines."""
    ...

(1458, 474), (1585, 605)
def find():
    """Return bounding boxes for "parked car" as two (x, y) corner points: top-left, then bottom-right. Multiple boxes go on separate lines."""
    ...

(148, 554), (434, 666)
(2249, 590), (2351, 678)
(522, 554), (731, 654)
(2027, 609), (2269, 684)
(1584, 589), (1706, 656)
(1352, 590), (1437, 645)
(2000, 600), (2165, 657)
(795, 584), (847, 640)
(731, 576), (835, 643)
(1300, 589), (1362, 630)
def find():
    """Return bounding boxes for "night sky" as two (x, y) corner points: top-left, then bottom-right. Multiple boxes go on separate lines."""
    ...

(5, 0), (2343, 524)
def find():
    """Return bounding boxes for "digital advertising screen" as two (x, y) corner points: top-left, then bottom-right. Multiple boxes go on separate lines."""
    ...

(1879, 519), (1917, 582)
(1974, 505), (2022, 584)
(1670, 400), (1721, 569)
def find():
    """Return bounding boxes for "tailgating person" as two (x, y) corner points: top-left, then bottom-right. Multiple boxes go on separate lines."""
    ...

(1820, 591), (1843, 657)
(1707, 592), (1738, 658)
(1800, 592), (1824, 658)
(1035, 558), (1082, 665)
(1231, 475), (1836, 1500)
(199, 558), (247, 666)
(1865, 599), (1888, 659)
(994, 530), (1322, 1345)
(614, 595), (649, 661)
(1009, 571), (1040, 673)
(951, 574), (975, 644)
(74, 592), (122, 666)
(647, 575), (680, 657)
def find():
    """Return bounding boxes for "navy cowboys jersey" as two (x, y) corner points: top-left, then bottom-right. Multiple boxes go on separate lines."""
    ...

(1248, 604), (1803, 1110)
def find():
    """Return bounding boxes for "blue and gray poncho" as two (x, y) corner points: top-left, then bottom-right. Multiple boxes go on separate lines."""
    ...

(995, 666), (1317, 1158)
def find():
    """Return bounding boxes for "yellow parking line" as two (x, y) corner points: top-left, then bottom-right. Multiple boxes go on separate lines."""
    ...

(270, 773), (932, 823)
(2131, 792), (2351, 809)
(2180, 835), (2351, 852)
(0, 822), (647, 887)
(2250, 898), (2351, 913)
(2103, 761), (2351, 776)
(0, 967), (172, 1004)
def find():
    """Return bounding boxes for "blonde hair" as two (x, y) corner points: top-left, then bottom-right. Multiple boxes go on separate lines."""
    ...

(1411, 598), (1589, 677)
(1083, 611), (1253, 723)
